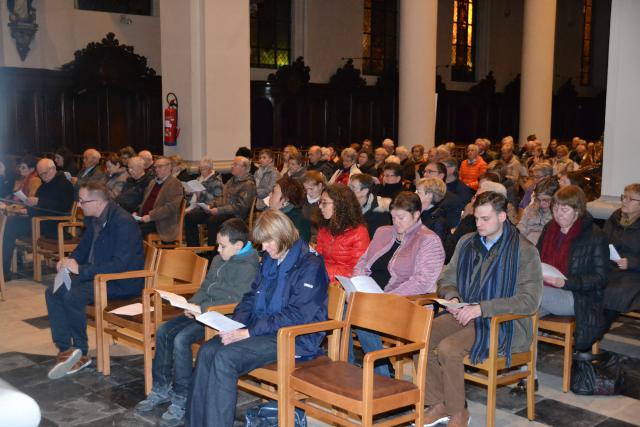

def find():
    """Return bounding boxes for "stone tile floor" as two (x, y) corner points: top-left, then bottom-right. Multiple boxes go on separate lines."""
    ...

(1, 275), (640, 426)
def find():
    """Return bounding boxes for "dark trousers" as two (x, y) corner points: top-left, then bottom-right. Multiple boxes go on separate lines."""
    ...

(152, 315), (205, 402)
(44, 276), (93, 355)
(2, 215), (31, 276)
(186, 335), (278, 427)
(184, 209), (234, 247)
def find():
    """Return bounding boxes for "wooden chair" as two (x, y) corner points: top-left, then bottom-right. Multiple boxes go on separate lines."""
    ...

(247, 197), (257, 231)
(32, 202), (81, 281)
(282, 292), (433, 427)
(538, 315), (601, 393)
(234, 283), (346, 402)
(463, 313), (538, 427)
(94, 247), (209, 395)
(145, 199), (187, 249)
(0, 213), (7, 300)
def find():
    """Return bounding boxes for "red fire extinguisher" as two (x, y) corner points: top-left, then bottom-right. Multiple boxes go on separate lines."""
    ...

(164, 92), (180, 146)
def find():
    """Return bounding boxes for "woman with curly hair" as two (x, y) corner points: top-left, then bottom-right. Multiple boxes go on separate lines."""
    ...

(316, 184), (370, 281)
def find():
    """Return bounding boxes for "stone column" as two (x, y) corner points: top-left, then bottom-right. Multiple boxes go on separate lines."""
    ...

(160, 0), (250, 165)
(519, 0), (557, 148)
(588, 0), (640, 218)
(398, 0), (438, 149)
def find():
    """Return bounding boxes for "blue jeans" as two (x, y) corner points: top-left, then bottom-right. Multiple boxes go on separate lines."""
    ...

(349, 328), (392, 377)
(152, 315), (204, 402)
(45, 277), (93, 355)
(186, 334), (278, 427)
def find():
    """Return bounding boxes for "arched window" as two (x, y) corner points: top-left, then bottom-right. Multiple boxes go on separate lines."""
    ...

(362, 0), (398, 76)
(451, 0), (476, 82)
(250, 0), (292, 69)
(580, 0), (593, 86)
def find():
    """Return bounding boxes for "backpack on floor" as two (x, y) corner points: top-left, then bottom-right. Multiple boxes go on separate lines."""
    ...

(571, 351), (626, 395)
(244, 401), (307, 427)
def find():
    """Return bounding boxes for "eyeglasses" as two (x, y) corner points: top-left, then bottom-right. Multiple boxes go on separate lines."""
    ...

(78, 199), (98, 206)
(424, 169), (439, 175)
(621, 194), (640, 203)
(552, 204), (574, 213)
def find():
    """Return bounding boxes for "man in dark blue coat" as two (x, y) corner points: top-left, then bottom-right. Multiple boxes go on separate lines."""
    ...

(45, 181), (144, 379)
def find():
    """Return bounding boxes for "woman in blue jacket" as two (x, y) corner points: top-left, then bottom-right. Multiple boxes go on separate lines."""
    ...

(186, 209), (329, 427)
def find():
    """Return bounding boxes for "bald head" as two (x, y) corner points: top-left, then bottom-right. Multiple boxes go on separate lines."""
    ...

(37, 158), (57, 183)
(308, 145), (322, 164)
(138, 150), (153, 168)
(83, 149), (100, 168)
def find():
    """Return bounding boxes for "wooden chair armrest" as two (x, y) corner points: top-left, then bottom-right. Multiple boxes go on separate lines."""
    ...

(175, 246), (216, 252)
(206, 303), (237, 315)
(363, 341), (424, 365)
(278, 319), (345, 341)
(95, 270), (156, 285)
(33, 215), (73, 223)
(405, 293), (437, 302)
(488, 312), (536, 358)
(59, 221), (84, 228)
(490, 312), (534, 328)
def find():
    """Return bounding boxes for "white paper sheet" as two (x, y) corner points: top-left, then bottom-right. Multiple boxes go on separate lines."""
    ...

(609, 244), (621, 262)
(197, 203), (211, 213)
(262, 195), (271, 207)
(53, 268), (71, 293)
(335, 275), (384, 296)
(182, 180), (206, 193)
(13, 190), (27, 202)
(63, 171), (72, 182)
(157, 290), (202, 314)
(108, 303), (155, 316)
(541, 263), (567, 280)
(132, 214), (143, 221)
(196, 311), (245, 332)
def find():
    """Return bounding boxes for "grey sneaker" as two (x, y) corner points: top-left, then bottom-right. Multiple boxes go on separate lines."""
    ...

(134, 390), (171, 414)
(48, 348), (82, 379)
(159, 403), (186, 427)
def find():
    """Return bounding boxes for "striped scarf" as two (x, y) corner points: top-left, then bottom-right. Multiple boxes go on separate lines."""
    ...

(457, 222), (520, 366)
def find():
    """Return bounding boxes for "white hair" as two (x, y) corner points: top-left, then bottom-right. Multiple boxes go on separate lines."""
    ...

(478, 181), (507, 197)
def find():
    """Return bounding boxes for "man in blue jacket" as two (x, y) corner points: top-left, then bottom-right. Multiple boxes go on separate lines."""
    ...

(45, 181), (144, 379)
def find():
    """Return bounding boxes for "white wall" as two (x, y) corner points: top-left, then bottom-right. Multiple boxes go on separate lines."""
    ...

(0, 0), (161, 72)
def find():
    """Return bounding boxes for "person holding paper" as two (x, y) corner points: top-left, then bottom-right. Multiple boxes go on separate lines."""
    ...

(184, 156), (256, 247)
(12, 155), (41, 201)
(187, 210), (329, 427)
(184, 157), (223, 210)
(316, 184), (370, 281)
(351, 192), (445, 376)
(254, 149), (280, 211)
(536, 186), (608, 353)
(2, 158), (73, 280)
(135, 156), (184, 241)
(45, 182), (144, 379)
(601, 183), (640, 326)
(135, 218), (258, 426)
(423, 191), (542, 426)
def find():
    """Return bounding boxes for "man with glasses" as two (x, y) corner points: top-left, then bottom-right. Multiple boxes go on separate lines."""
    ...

(185, 156), (257, 247)
(45, 181), (144, 379)
(2, 158), (74, 280)
(135, 156), (184, 241)
(115, 156), (152, 213)
(423, 161), (465, 229)
(377, 163), (404, 199)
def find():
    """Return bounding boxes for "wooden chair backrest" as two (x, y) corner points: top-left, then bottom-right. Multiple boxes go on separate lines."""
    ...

(340, 292), (432, 360)
(176, 199), (187, 244)
(155, 248), (208, 293)
(143, 241), (159, 271)
(326, 282), (346, 359)
(247, 197), (257, 230)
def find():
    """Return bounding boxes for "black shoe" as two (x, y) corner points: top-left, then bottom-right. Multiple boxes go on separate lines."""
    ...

(510, 379), (538, 395)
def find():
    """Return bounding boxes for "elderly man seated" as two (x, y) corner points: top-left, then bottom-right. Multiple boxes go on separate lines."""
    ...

(74, 148), (105, 189)
(2, 158), (74, 280)
(45, 182), (145, 379)
(185, 156), (257, 247)
(115, 156), (153, 213)
(135, 156), (184, 241)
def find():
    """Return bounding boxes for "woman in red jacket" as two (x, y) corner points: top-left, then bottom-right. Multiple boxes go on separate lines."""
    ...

(316, 184), (370, 281)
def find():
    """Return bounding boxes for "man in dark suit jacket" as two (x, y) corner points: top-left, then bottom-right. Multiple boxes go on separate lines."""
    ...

(45, 181), (144, 379)
(136, 156), (184, 242)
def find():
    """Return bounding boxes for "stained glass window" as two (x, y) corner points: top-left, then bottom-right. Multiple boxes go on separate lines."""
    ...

(362, 0), (398, 76)
(451, 0), (476, 82)
(580, 0), (593, 86)
(250, 0), (291, 69)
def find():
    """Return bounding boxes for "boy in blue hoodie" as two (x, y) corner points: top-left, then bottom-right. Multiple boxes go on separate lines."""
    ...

(135, 218), (259, 426)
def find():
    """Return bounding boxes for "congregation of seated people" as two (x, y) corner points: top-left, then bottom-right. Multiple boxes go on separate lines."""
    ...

(2, 132), (635, 427)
